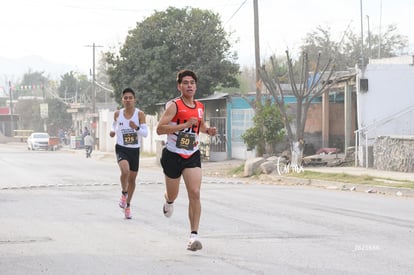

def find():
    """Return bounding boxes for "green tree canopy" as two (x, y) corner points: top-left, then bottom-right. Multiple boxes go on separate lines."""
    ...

(16, 70), (49, 99)
(14, 71), (48, 131)
(15, 98), (42, 131)
(14, 71), (76, 134)
(241, 99), (285, 155)
(45, 98), (72, 135)
(106, 7), (240, 114)
(21, 70), (48, 86)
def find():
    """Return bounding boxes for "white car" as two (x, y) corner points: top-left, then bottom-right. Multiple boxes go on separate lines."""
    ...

(27, 132), (50, 150)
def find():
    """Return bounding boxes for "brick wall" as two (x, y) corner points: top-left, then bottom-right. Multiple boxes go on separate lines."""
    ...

(302, 101), (356, 151)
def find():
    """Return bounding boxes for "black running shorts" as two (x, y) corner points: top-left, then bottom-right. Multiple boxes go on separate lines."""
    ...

(160, 147), (201, 179)
(115, 144), (140, 172)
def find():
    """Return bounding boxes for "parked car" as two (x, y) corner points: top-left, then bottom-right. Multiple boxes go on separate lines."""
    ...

(27, 132), (50, 150)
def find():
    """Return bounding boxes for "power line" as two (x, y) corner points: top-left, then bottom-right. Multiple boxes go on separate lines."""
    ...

(224, 0), (248, 25)
(94, 81), (113, 92)
(27, 0), (153, 13)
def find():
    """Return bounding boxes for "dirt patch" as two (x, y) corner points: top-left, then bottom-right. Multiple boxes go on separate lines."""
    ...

(202, 159), (245, 178)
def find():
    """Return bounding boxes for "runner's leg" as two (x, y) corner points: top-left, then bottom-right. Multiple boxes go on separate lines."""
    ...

(182, 167), (202, 232)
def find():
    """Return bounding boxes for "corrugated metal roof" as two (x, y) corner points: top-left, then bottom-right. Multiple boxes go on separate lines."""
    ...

(198, 92), (228, 101)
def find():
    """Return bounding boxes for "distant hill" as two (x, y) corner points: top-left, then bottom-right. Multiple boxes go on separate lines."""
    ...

(0, 55), (76, 80)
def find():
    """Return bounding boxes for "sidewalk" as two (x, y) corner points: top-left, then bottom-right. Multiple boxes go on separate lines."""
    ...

(272, 165), (414, 198)
(305, 166), (414, 182)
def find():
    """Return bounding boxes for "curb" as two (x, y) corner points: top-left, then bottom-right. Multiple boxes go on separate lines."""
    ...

(257, 174), (414, 198)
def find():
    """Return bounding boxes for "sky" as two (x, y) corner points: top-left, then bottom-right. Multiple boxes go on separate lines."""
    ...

(1, 0), (413, 76)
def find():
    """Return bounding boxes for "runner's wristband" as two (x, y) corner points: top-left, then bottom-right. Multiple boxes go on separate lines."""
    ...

(111, 120), (117, 132)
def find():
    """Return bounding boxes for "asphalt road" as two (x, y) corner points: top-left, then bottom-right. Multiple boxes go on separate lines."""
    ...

(1, 144), (414, 275)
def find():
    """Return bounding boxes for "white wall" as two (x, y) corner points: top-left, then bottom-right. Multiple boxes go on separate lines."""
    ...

(98, 109), (159, 154)
(97, 109), (115, 152)
(357, 56), (414, 143)
(232, 142), (256, 160)
(230, 108), (255, 160)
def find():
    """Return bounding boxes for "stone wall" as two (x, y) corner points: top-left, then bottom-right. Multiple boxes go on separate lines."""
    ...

(374, 136), (414, 172)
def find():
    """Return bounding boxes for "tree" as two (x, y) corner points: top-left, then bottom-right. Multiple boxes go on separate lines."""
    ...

(45, 98), (72, 135)
(14, 98), (42, 131)
(345, 23), (408, 61)
(58, 71), (90, 104)
(106, 7), (239, 114)
(241, 98), (285, 155)
(16, 70), (49, 99)
(15, 97), (72, 134)
(259, 51), (346, 166)
(301, 24), (408, 70)
(14, 71), (76, 134)
(14, 71), (48, 131)
(301, 26), (339, 69)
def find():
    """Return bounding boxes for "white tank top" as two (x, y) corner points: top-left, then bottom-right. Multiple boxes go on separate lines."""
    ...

(115, 108), (141, 148)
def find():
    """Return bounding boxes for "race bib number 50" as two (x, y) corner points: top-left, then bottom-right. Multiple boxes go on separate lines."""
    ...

(176, 132), (196, 150)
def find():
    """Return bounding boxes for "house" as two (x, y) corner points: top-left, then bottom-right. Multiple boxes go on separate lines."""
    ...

(199, 93), (254, 161)
(199, 74), (358, 161)
(355, 55), (414, 171)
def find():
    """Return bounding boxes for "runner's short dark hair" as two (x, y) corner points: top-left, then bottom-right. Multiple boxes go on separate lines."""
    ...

(122, 87), (135, 97)
(176, 70), (198, 84)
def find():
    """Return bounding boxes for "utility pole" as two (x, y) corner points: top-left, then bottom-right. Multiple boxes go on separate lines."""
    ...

(366, 15), (372, 60)
(378, 0), (383, 58)
(8, 81), (14, 136)
(253, 0), (265, 156)
(359, 0), (365, 72)
(41, 81), (47, 132)
(253, 0), (261, 104)
(85, 43), (103, 141)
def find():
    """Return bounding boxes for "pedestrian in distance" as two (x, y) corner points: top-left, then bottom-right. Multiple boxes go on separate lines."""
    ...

(84, 133), (94, 158)
(156, 69), (217, 251)
(82, 126), (90, 139)
(109, 88), (148, 219)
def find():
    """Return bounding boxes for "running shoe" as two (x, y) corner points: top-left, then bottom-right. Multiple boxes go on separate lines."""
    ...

(119, 194), (127, 209)
(124, 206), (132, 219)
(187, 233), (202, 251)
(163, 196), (174, 218)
